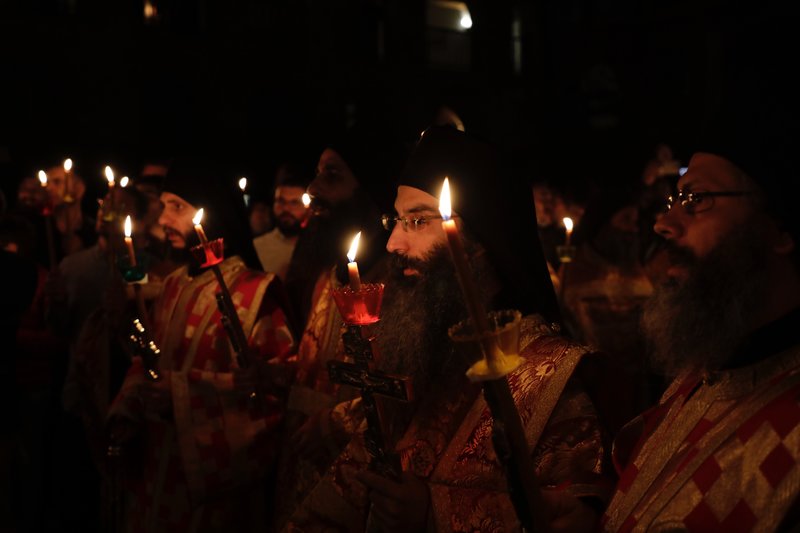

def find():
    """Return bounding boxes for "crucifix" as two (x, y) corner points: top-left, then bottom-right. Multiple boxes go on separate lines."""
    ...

(327, 282), (413, 480)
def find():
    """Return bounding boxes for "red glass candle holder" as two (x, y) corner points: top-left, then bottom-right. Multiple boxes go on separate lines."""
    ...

(190, 238), (225, 268)
(332, 283), (384, 325)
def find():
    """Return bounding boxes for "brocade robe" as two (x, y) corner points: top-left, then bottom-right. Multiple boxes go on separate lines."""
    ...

(285, 315), (609, 532)
(602, 313), (800, 532)
(110, 257), (295, 532)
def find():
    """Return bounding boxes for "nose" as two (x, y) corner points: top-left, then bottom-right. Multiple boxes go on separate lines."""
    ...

(386, 223), (408, 254)
(653, 206), (684, 241)
(157, 210), (171, 228)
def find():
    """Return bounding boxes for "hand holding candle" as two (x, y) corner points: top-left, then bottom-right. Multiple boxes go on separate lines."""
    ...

(124, 215), (137, 267)
(347, 231), (362, 291)
(193, 208), (209, 244)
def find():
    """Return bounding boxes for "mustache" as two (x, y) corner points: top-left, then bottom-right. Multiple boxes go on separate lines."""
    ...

(390, 252), (429, 274)
(664, 241), (696, 267)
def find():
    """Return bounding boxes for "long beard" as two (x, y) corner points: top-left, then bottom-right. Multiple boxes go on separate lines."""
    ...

(641, 223), (770, 376)
(374, 243), (494, 396)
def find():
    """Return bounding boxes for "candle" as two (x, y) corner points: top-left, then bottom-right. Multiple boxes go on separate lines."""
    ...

(120, 176), (129, 188)
(193, 208), (209, 244)
(238, 177), (250, 207)
(38, 170), (57, 269)
(346, 231), (362, 291)
(63, 158), (74, 201)
(105, 165), (115, 188)
(302, 192), (311, 208)
(439, 178), (491, 335)
(563, 217), (573, 246)
(38, 170), (47, 188)
(124, 215), (137, 267)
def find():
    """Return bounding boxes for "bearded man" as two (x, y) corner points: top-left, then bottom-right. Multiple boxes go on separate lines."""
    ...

(108, 157), (295, 532)
(284, 125), (610, 532)
(598, 14), (800, 531)
(253, 163), (311, 281)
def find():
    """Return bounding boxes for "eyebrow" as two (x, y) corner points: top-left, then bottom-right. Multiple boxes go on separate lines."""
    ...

(403, 204), (439, 215)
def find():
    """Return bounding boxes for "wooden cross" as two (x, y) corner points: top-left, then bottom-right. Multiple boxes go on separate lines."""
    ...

(327, 324), (412, 479)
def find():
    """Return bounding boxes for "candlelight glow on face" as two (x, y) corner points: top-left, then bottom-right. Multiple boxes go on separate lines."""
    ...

(238, 177), (247, 192)
(38, 170), (48, 187)
(63, 158), (73, 172)
(439, 177), (452, 220)
(120, 176), (129, 188)
(105, 166), (115, 186)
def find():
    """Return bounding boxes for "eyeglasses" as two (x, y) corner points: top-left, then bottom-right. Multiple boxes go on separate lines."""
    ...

(665, 189), (756, 215)
(381, 213), (446, 232)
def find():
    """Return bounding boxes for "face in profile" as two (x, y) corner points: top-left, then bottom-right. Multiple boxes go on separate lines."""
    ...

(157, 191), (197, 249)
(308, 148), (359, 211)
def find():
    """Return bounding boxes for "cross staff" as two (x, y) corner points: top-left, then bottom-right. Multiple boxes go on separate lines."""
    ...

(327, 324), (412, 480)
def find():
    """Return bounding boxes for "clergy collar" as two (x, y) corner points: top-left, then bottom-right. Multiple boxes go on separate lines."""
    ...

(722, 306), (800, 370)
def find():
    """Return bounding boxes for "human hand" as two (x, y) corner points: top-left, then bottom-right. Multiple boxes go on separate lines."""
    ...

(356, 469), (430, 532)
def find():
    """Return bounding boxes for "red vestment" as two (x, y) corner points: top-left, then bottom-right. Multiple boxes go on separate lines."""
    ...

(602, 346), (800, 532)
(110, 257), (295, 532)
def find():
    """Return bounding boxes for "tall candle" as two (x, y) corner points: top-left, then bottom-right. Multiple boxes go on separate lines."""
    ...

(439, 178), (491, 335)
(346, 231), (362, 291)
(563, 217), (574, 246)
(124, 215), (137, 267)
(193, 208), (209, 244)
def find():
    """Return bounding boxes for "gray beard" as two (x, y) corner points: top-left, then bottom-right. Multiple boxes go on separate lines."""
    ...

(641, 223), (769, 376)
(374, 244), (493, 396)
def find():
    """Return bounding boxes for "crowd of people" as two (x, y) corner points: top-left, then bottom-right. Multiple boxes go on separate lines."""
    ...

(2, 12), (799, 533)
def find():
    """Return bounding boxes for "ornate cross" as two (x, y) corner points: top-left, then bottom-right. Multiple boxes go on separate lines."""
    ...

(327, 324), (412, 479)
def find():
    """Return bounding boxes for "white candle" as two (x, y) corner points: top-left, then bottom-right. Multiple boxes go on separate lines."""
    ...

(346, 231), (362, 291)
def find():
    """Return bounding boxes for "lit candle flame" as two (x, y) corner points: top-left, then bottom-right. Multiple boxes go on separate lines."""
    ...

(120, 176), (129, 188)
(124, 215), (132, 237)
(104, 166), (115, 185)
(193, 208), (204, 226)
(563, 217), (574, 234)
(63, 158), (73, 172)
(302, 192), (311, 208)
(347, 231), (361, 263)
(439, 177), (452, 220)
(38, 170), (47, 187)
(238, 177), (247, 191)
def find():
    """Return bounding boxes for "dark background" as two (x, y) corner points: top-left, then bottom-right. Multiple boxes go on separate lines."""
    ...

(0, 0), (794, 206)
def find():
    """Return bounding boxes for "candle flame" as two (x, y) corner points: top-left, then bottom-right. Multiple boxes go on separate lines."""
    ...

(563, 217), (574, 233)
(302, 192), (311, 207)
(193, 208), (204, 226)
(63, 158), (73, 172)
(120, 176), (129, 188)
(38, 170), (47, 187)
(439, 177), (452, 220)
(347, 231), (361, 263)
(238, 177), (247, 191)
(104, 166), (115, 184)
(124, 215), (132, 237)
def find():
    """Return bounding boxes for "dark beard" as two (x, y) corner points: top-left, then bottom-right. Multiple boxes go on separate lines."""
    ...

(373, 243), (493, 396)
(277, 216), (302, 237)
(641, 223), (770, 376)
